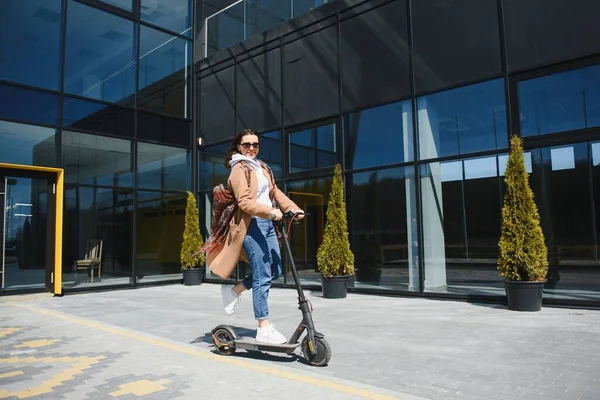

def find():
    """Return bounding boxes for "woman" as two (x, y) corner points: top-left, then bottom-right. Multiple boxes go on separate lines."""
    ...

(219, 129), (303, 344)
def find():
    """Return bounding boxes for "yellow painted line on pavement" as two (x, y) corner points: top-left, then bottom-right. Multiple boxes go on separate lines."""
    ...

(0, 370), (24, 379)
(10, 302), (397, 400)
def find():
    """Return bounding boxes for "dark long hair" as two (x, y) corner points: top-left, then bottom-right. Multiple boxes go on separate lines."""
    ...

(223, 129), (259, 168)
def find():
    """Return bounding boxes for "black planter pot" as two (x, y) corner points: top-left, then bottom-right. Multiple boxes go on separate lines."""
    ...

(504, 280), (546, 311)
(348, 275), (355, 288)
(182, 267), (205, 286)
(321, 275), (350, 299)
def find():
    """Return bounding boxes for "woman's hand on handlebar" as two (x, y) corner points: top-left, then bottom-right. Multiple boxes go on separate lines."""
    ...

(293, 209), (305, 220)
(269, 209), (283, 221)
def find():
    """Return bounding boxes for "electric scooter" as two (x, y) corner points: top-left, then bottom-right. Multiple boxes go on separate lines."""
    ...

(211, 210), (331, 367)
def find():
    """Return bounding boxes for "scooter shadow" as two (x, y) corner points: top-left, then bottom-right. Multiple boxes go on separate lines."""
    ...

(191, 326), (308, 365)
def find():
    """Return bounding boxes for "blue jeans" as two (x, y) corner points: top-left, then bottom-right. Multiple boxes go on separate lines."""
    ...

(241, 218), (282, 320)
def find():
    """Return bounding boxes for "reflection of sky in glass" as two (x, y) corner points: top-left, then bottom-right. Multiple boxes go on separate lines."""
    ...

(64, 0), (136, 104)
(0, 121), (56, 167)
(519, 64), (600, 136)
(417, 78), (507, 160)
(0, 0), (62, 90)
(141, 0), (192, 36)
(138, 143), (189, 191)
(592, 142), (600, 167)
(289, 124), (337, 173)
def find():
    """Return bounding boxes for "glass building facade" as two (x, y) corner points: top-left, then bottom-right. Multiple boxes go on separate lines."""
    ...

(2, 0), (600, 308)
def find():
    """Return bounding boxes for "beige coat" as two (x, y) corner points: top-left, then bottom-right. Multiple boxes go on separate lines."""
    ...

(207, 162), (299, 279)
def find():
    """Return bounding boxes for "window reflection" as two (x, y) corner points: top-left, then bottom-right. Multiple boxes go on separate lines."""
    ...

(137, 142), (190, 191)
(140, 0), (192, 36)
(286, 177), (333, 285)
(347, 167), (418, 290)
(420, 155), (505, 293)
(64, 0), (136, 104)
(519, 64), (600, 136)
(198, 142), (229, 192)
(62, 131), (132, 187)
(260, 131), (283, 179)
(0, 84), (60, 127)
(136, 191), (186, 281)
(0, 0), (62, 90)
(63, 187), (133, 287)
(289, 123), (337, 173)
(345, 100), (413, 170)
(138, 26), (191, 118)
(100, 0), (132, 10)
(417, 79), (507, 160)
(62, 97), (134, 138)
(0, 121), (56, 167)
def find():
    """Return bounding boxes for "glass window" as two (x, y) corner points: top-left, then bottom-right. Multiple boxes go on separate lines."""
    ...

(140, 0), (192, 36)
(286, 177), (333, 285)
(289, 123), (337, 173)
(292, 0), (329, 18)
(137, 143), (190, 191)
(138, 26), (191, 118)
(63, 187), (133, 287)
(205, 3), (245, 56)
(419, 155), (505, 294)
(0, 0), (62, 90)
(62, 97), (134, 138)
(198, 142), (229, 192)
(62, 131), (133, 187)
(0, 84), (59, 127)
(64, 0), (136, 104)
(136, 191), (186, 281)
(137, 112), (190, 146)
(519, 64), (600, 136)
(344, 100), (413, 170)
(0, 120), (56, 167)
(417, 79), (507, 160)
(101, 0), (132, 10)
(260, 131), (283, 180)
(245, 1), (288, 38)
(347, 167), (419, 290)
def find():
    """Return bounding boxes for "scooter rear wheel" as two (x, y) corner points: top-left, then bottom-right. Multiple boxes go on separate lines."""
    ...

(302, 336), (331, 367)
(212, 327), (236, 356)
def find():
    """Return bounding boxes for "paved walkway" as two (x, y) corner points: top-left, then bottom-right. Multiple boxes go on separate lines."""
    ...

(1, 284), (599, 399)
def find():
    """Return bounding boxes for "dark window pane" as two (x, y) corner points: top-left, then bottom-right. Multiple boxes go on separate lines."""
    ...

(138, 26), (191, 118)
(0, 0), (62, 90)
(205, 2), (244, 56)
(340, 0), (410, 111)
(198, 142), (229, 192)
(0, 84), (59, 126)
(292, 0), (328, 17)
(345, 100), (413, 170)
(235, 48), (282, 133)
(62, 97), (134, 138)
(504, 0), (600, 72)
(246, 1), (288, 38)
(592, 142), (600, 272)
(64, 0), (136, 104)
(138, 112), (190, 146)
(348, 167), (419, 290)
(412, 0), (502, 94)
(200, 66), (235, 143)
(283, 26), (338, 125)
(417, 79), (507, 160)
(137, 142), (190, 191)
(420, 155), (505, 294)
(0, 120), (57, 167)
(101, 0), (132, 10)
(519, 64), (600, 137)
(62, 131), (132, 187)
(136, 191), (186, 281)
(286, 177), (333, 285)
(63, 187), (133, 286)
(289, 123), (337, 173)
(141, 0), (192, 36)
(260, 130), (283, 179)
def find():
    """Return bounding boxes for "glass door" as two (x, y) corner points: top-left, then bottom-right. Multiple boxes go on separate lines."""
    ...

(0, 169), (55, 291)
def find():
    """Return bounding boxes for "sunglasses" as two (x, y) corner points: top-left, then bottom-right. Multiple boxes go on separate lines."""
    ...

(240, 142), (260, 149)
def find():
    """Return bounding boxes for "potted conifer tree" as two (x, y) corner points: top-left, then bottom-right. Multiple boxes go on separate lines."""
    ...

(181, 191), (206, 286)
(498, 135), (549, 311)
(317, 164), (355, 299)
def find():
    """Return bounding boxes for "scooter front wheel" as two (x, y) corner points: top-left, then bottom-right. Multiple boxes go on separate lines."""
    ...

(302, 336), (331, 367)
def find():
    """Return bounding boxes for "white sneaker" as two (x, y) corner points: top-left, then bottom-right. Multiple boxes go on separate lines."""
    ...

(255, 325), (287, 344)
(221, 284), (240, 316)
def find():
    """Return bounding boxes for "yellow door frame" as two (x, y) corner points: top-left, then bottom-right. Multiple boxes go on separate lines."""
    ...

(0, 163), (64, 295)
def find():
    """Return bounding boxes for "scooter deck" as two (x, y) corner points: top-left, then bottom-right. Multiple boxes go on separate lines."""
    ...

(234, 337), (299, 352)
